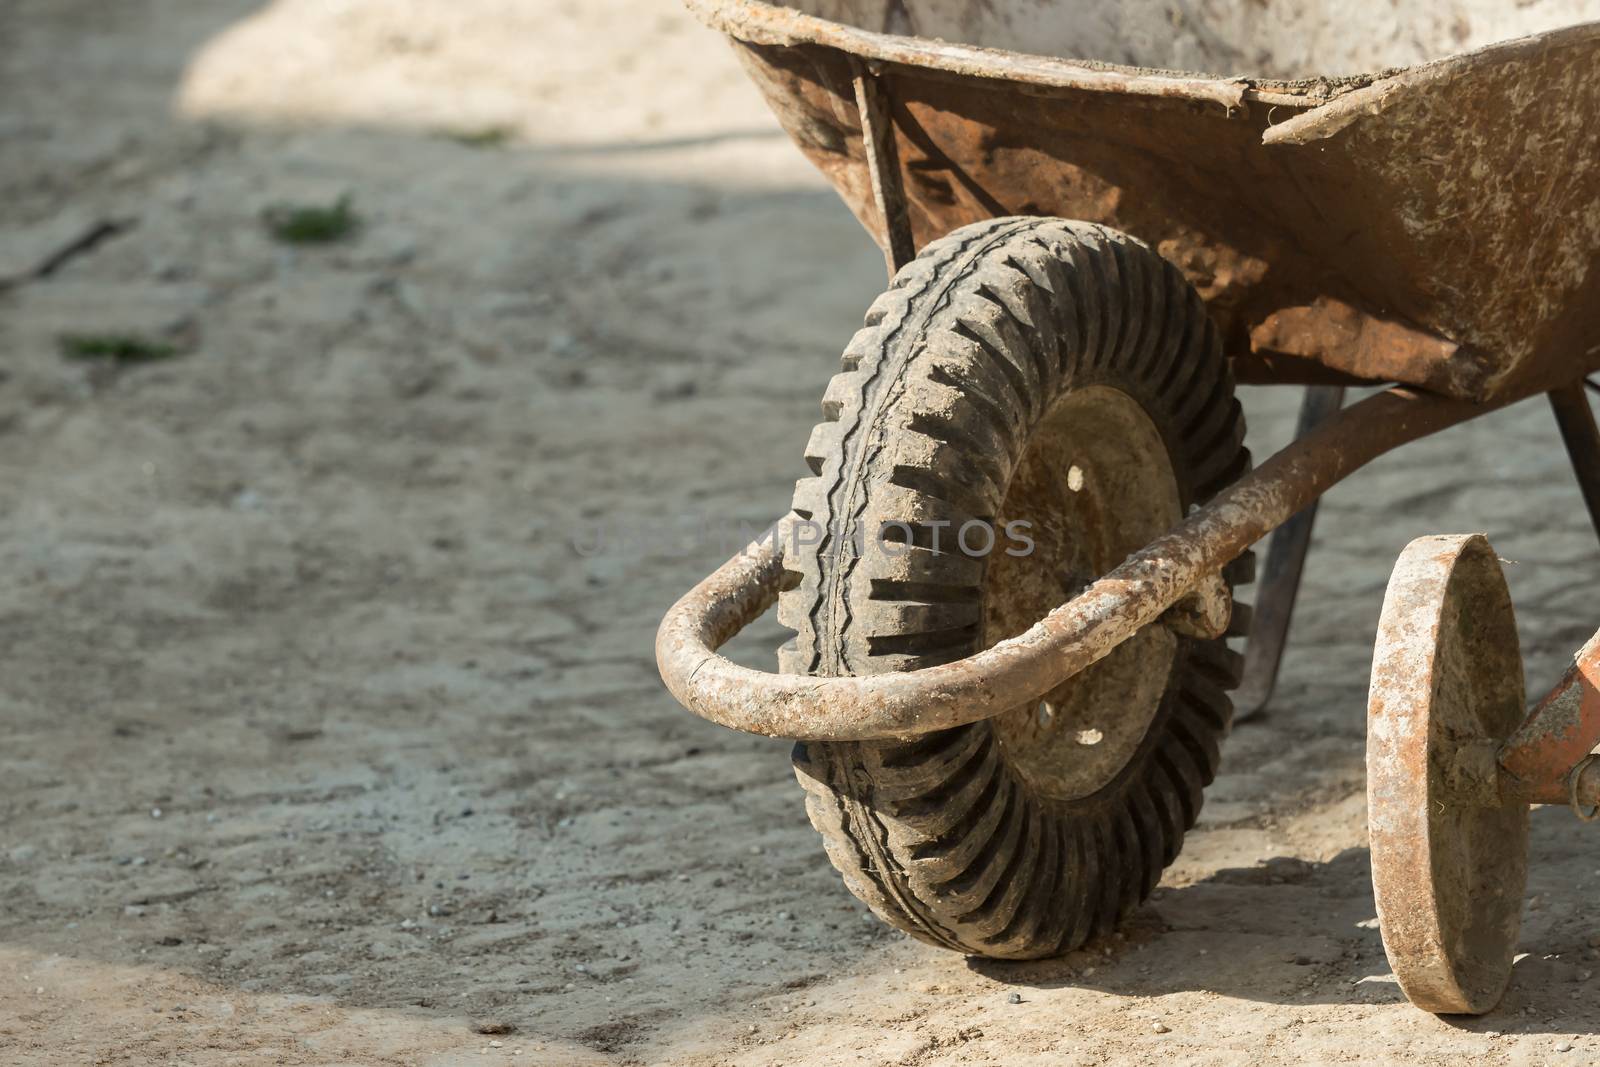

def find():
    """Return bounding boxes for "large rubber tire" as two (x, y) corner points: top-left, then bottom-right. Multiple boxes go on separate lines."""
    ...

(781, 217), (1250, 958)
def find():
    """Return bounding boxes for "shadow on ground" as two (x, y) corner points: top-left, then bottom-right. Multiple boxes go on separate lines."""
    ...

(970, 804), (1600, 1033)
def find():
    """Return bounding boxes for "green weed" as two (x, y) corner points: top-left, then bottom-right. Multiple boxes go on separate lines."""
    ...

(444, 125), (513, 148)
(58, 333), (179, 365)
(263, 195), (361, 244)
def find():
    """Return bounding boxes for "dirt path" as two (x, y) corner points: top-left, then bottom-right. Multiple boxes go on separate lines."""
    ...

(3, 3), (1599, 1064)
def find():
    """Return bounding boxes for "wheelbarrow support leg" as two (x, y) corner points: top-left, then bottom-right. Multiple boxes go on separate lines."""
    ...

(852, 65), (914, 277)
(1233, 384), (1346, 721)
(1548, 381), (1600, 543)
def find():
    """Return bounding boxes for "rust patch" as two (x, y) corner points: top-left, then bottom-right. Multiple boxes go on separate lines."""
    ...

(1249, 297), (1492, 398)
(1498, 630), (1600, 802)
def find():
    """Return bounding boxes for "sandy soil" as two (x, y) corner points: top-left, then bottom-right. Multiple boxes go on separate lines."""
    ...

(2, 2), (1599, 1064)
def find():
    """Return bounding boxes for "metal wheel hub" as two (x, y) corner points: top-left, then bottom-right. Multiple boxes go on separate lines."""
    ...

(986, 385), (1182, 802)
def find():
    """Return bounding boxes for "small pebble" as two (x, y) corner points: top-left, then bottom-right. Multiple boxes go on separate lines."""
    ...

(1152, 1022), (1171, 1034)
(471, 1020), (516, 1035)
(1007, 992), (1023, 1005)
(150, 807), (163, 819)
(1556, 1041), (1574, 1053)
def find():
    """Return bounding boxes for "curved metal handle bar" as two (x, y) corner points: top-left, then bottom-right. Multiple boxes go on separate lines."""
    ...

(656, 389), (1494, 742)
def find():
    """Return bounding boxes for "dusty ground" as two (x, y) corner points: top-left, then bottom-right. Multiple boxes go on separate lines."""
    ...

(2, 2), (1600, 1065)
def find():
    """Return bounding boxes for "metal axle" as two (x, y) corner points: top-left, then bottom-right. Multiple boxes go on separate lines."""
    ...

(1448, 631), (1600, 817)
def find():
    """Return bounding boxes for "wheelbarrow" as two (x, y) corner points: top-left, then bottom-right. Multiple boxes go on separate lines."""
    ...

(655, 0), (1600, 1003)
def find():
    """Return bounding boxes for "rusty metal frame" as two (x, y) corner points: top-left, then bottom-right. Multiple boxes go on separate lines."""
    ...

(852, 64), (915, 276)
(683, 0), (1263, 111)
(657, 387), (1514, 742)
(1548, 382), (1600, 542)
(1497, 631), (1600, 808)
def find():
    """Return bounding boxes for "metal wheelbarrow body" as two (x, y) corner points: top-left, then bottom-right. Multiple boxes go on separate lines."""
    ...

(689, 0), (1600, 400)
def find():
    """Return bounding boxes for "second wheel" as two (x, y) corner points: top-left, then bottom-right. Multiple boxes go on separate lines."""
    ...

(1368, 533), (1529, 1014)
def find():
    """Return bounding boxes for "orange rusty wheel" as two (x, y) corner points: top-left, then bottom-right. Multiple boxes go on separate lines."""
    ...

(1367, 533), (1528, 1015)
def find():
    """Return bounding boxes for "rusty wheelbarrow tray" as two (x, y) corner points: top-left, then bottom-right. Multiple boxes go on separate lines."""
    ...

(690, 0), (1600, 401)
(656, 0), (1600, 969)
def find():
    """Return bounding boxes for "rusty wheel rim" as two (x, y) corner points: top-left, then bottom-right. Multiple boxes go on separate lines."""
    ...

(1367, 533), (1528, 1015)
(985, 385), (1182, 801)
